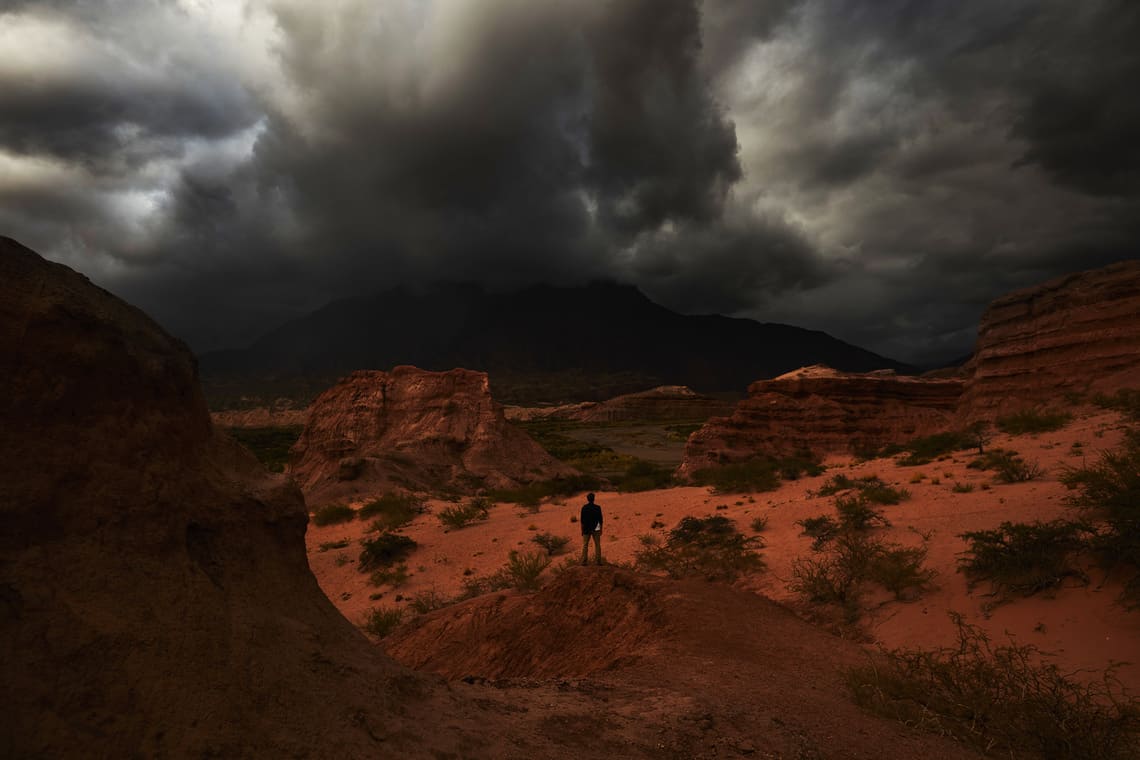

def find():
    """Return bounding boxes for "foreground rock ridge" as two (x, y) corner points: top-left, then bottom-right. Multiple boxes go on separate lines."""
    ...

(680, 365), (964, 475)
(289, 366), (576, 504)
(959, 259), (1140, 418)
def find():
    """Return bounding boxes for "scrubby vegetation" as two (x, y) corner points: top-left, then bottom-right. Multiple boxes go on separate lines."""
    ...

(996, 408), (1072, 435)
(847, 614), (1140, 760)
(957, 520), (1091, 598)
(532, 531), (572, 556)
(504, 550), (552, 590)
(691, 451), (821, 494)
(635, 515), (764, 581)
(358, 532), (418, 571)
(616, 459), (674, 492)
(488, 474), (603, 508)
(968, 448), (1043, 483)
(312, 504), (355, 526)
(368, 563), (409, 587)
(1061, 428), (1140, 605)
(224, 424), (303, 472)
(408, 588), (450, 614)
(1094, 388), (1140, 421)
(437, 497), (490, 529)
(834, 494), (892, 532)
(358, 492), (423, 529)
(361, 606), (404, 638)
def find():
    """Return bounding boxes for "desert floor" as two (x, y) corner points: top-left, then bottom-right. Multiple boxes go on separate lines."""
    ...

(306, 408), (1140, 692)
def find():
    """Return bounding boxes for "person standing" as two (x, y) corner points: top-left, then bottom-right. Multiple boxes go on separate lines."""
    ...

(580, 492), (603, 566)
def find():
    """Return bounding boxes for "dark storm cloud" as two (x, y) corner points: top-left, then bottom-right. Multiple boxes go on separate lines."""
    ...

(2, 0), (1138, 364)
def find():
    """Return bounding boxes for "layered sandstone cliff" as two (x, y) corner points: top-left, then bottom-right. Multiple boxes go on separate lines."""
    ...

(211, 401), (308, 428)
(679, 365), (964, 476)
(504, 384), (735, 423)
(290, 367), (576, 502)
(958, 260), (1140, 419)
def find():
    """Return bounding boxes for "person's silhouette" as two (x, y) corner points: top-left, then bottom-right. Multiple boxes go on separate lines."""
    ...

(580, 492), (603, 565)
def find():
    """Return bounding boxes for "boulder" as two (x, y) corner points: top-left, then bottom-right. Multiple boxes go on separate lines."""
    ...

(678, 365), (963, 476)
(959, 260), (1140, 419)
(289, 367), (576, 503)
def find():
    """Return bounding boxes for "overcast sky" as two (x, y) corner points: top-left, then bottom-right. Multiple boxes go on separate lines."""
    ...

(2, 0), (1137, 364)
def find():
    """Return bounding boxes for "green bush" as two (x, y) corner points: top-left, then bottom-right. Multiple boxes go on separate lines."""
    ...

(358, 492), (423, 529)
(1062, 429), (1140, 605)
(957, 520), (1091, 598)
(797, 514), (840, 548)
(312, 504), (355, 526)
(1093, 388), (1140, 421)
(437, 497), (490, 529)
(503, 550), (551, 591)
(225, 424), (304, 472)
(361, 606), (404, 638)
(359, 532), (418, 571)
(996, 409), (1072, 435)
(847, 614), (1140, 760)
(691, 458), (781, 494)
(835, 494), (891, 531)
(635, 515), (764, 581)
(616, 459), (673, 492)
(532, 532), (572, 556)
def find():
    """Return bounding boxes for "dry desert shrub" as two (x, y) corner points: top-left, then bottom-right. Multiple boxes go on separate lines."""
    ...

(996, 408), (1072, 435)
(358, 491), (423, 529)
(311, 504), (355, 526)
(361, 606), (404, 638)
(359, 532), (418, 571)
(957, 520), (1091, 600)
(635, 515), (764, 582)
(437, 497), (490, 529)
(532, 531), (572, 556)
(847, 614), (1140, 760)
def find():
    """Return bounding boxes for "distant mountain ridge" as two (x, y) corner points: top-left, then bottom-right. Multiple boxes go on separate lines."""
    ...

(199, 281), (913, 406)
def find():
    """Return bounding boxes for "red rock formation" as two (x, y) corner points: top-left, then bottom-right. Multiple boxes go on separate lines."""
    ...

(679, 365), (964, 476)
(959, 260), (1140, 419)
(290, 367), (576, 503)
(504, 384), (736, 423)
(211, 400), (309, 428)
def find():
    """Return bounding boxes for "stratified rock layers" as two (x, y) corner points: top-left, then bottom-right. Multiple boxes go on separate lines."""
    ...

(679, 366), (963, 476)
(959, 260), (1140, 418)
(504, 384), (735, 423)
(290, 367), (575, 502)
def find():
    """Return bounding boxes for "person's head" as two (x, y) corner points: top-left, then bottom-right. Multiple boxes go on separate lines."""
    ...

(586, 492), (595, 503)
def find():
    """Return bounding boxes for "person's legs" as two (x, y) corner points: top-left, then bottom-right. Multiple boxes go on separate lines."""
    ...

(592, 532), (603, 565)
(581, 534), (590, 565)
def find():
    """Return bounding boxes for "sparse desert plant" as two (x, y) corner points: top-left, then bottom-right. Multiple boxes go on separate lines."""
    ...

(488, 474), (603, 509)
(358, 492), (423, 529)
(408, 588), (450, 614)
(691, 457), (781, 494)
(775, 450), (824, 480)
(797, 514), (839, 547)
(896, 431), (975, 466)
(996, 408), (1073, 435)
(957, 520), (1091, 598)
(368, 563), (409, 587)
(635, 515), (764, 581)
(963, 420), (993, 454)
(437, 497), (490, 529)
(994, 454), (1043, 483)
(616, 459), (673, 492)
(503, 550), (551, 591)
(1093, 388), (1140, 421)
(750, 516), (769, 532)
(361, 606), (404, 638)
(858, 481), (910, 506)
(359, 532), (418, 571)
(835, 494), (891, 531)
(312, 504), (355, 526)
(637, 533), (661, 547)
(846, 614), (1140, 760)
(950, 482), (974, 493)
(532, 531), (572, 556)
(1062, 429), (1140, 605)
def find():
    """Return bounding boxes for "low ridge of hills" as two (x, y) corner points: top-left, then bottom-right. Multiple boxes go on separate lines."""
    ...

(199, 281), (912, 406)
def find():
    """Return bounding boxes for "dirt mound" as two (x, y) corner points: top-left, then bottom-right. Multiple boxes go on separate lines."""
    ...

(505, 385), (735, 423)
(960, 259), (1140, 418)
(289, 367), (576, 503)
(387, 566), (977, 759)
(679, 365), (963, 475)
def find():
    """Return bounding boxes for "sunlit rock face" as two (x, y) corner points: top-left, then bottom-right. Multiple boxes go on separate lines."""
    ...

(958, 260), (1140, 419)
(678, 365), (964, 475)
(290, 366), (576, 504)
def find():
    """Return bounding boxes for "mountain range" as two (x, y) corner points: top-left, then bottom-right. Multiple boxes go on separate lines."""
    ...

(199, 281), (912, 406)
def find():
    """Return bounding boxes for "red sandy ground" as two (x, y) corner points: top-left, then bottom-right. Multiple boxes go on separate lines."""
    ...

(306, 408), (1140, 694)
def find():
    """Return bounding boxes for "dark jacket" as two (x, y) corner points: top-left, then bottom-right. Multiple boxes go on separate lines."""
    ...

(580, 502), (602, 535)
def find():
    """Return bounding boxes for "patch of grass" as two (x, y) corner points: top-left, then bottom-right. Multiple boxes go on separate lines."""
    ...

(635, 515), (764, 582)
(996, 409), (1073, 435)
(896, 431), (976, 466)
(503, 550), (551, 591)
(358, 492), (423, 529)
(317, 539), (350, 552)
(488, 474), (603, 509)
(1094, 388), (1140, 421)
(968, 449), (1043, 483)
(858, 481), (910, 506)
(750, 516), (769, 532)
(957, 520), (1091, 598)
(532, 532), (572, 556)
(224, 424), (303, 472)
(437, 497), (490, 529)
(1062, 429), (1140, 605)
(312, 504), (355, 526)
(408, 588), (450, 614)
(615, 459), (674, 492)
(846, 614), (1140, 760)
(691, 458), (780, 494)
(361, 606), (404, 638)
(359, 532), (418, 571)
(368, 563), (409, 587)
